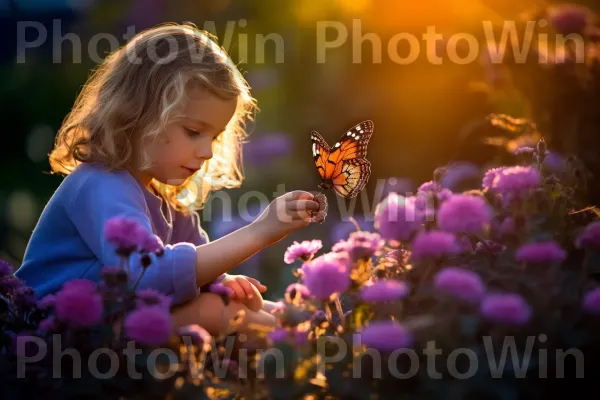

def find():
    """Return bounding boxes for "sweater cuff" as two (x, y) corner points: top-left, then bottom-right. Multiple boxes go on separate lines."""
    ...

(169, 242), (198, 305)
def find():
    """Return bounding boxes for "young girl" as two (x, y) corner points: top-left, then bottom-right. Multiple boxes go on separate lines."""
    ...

(15, 23), (320, 340)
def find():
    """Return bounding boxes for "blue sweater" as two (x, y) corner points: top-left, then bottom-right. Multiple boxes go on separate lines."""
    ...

(15, 162), (209, 305)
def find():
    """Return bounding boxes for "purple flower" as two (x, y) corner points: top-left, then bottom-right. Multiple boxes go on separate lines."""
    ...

(135, 288), (172, 310)
(547, 4), (592, 35)
(482, 167), (505, 191)
(360, 280), (409, 302)
(124, 306), (172, 346)
(0, 259), (13, 276)
(575, 221), (600, 249)
(55, 285), (103, 329)
(516, 241), (566, 264)
(294, 326), (309, 345)
(480, 293), (532, 325)
(418, 181), (442, 193)
(208, 283), (234, 297)
(284, 240), (322, 264)
(333, 231), (384, 261)
(415, 181), (452, 209)
(13, 286), (37, 309)
(582, 287), (600, 314)
(375, 193), (423, 242)
(491, 166), (541, 193)
(268, 327), (289, 343)
(62, 279), (98, 293)
(104, 216), (149, 251)
(301, 253), (350, 300)
(475, 240), (507, 255)
(37, 294), (56, 310)
(38, 316), (57, 333)
(543, 151), (566, 174)
(179, 324), (211, 346)
(437, 194), (491, 234)
(410, 230), (460, 262)
(433, 267), (485, 303)
(359, 321), (413, 351)
(0, 276), (23, 292)
(141, 234), (164, 254)
(284, 283), (311, 305)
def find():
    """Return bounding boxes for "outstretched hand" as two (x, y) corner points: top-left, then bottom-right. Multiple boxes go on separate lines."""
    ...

(252, 190), (320, 244)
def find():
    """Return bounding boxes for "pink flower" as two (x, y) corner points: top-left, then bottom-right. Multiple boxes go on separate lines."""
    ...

(516, 241), (566, 264)
(410, 230), (460, 262)
(437, 194), (491, 234)
(491, 166), (541, 193)
(284, 240), (322, 264)
(482, 167), (505, 191)
(284, 283), (311, 305)
(360, 279), (409, 302)
(433, 267), (485, 303)
(37, 294), (56, 310)
(55, 285), (103, 329)
(480, 293), (532, 325)
(124, 306), (172, 346)
(575, 221), (600, 249)
(374, 193), (423, 242)
(141, 234), (164, 254)
(332, 231), (384, 261)
(359, 321), (413, 352)
(104, 217), (149, 251)
(301, 253), (350, 300)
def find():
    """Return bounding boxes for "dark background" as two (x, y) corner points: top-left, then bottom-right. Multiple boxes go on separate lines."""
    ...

(1, 0), (599, 299)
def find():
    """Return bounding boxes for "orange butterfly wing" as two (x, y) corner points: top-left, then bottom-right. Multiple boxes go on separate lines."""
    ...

(311, 120), (373, 198)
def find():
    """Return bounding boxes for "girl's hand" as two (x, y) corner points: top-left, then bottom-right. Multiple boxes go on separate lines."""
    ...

(221, 274), (267, 312)
(221, 274), (267, 300)
(252, 191), (320, 244)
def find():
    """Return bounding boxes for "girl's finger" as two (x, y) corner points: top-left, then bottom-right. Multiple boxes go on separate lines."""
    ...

(288, 200), (320, 212)
(285, 190), (314, 201)
(236, 277), (255, 299)
(248, 277), (267, 292)
(228, 281), (245, 300)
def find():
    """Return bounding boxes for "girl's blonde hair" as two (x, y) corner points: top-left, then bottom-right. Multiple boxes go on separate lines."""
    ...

(49, 22), (257, 213)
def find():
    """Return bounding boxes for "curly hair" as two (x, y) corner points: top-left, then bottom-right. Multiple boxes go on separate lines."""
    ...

(49, 22), (257, 213)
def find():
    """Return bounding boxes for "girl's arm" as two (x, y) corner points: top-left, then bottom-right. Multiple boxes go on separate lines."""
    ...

(193, 190), (319, 286)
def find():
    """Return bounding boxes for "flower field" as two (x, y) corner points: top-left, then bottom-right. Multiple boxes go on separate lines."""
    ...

(2, 128), (600, 399)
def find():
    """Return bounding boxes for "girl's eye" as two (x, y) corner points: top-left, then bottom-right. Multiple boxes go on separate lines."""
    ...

(185, 128), (201, 137)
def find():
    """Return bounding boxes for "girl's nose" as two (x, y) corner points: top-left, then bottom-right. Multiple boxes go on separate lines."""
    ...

(196, 144), (213, 160)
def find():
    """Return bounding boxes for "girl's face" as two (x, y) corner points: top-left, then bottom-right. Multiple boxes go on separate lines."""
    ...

(147, 86), (237, 186)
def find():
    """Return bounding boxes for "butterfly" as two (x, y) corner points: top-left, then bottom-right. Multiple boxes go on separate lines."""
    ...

(311, 120), (373, 198)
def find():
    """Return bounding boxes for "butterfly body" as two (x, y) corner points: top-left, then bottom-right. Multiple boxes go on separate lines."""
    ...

(311, 120), (373, 198)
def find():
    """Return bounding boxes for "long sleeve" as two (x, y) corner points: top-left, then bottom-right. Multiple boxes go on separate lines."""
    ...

(68, 172), (198, 305)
